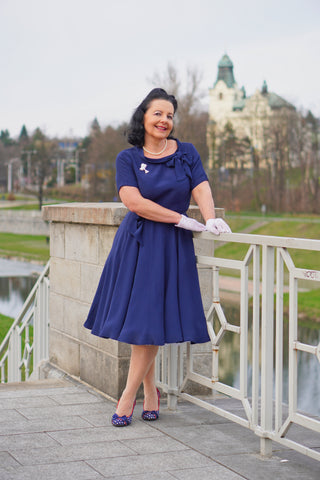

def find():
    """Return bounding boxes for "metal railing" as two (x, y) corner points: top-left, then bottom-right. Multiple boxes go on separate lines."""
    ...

(156, 231), (320, 461)
(0, 261), (50, 383)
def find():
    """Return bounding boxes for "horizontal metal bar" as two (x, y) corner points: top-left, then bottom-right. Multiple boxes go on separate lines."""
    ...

(293, 413), (320, 434)
(194, 232), (320, 251)
(293, 268), (320, 282)
(269, 434), (320, 462)
(196, 255), (243, 269)
(293, 341), (317, 356)
(179, 392), (250, 428)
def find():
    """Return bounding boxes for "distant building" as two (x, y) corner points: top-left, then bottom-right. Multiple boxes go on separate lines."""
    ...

(207, 54), (296, 169)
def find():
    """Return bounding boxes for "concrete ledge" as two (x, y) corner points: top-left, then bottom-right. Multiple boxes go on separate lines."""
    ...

(42, 202), (225, 225)
(42, 202), (127, 225)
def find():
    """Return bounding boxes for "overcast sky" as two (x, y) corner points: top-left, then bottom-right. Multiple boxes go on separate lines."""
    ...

(1, 0), (319, 139)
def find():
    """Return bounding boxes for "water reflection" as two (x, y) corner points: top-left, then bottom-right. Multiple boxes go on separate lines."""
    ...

(0, 277), (36, 318)
(214, 304), (320, 416)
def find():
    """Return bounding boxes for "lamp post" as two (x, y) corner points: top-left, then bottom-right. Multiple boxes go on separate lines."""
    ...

(7, 158), (20, 193)
(74, 148), (86, 184)
(22, 150), (37, 186)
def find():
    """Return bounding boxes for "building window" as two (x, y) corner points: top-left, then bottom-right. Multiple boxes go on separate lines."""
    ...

(219, 93), (223, 100)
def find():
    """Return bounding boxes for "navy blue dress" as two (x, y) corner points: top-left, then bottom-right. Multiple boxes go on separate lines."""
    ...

(84, 140), (210, 345)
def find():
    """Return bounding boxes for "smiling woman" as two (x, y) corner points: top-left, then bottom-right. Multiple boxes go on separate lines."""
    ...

(83, 87), (231, 427)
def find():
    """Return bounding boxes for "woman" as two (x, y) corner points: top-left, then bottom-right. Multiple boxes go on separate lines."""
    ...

(84, 88), (231, 427)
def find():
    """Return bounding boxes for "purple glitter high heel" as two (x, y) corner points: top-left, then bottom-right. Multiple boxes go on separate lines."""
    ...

(141, 388), (160, 421)
(112, 399), (136, 427)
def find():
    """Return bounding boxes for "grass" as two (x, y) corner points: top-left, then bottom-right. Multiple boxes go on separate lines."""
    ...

(214, 218), (320, 321)
(215, 220), (320, 271)
(0, 233), (50, 263)
(0, 313), (34, 382)
(282, 289), (320, 328)
(1, 203), (52, 211)
(0, 313), (14, 344)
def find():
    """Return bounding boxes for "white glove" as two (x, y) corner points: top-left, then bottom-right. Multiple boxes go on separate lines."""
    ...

(175, 215), (206, 232)
(206, 218), (232, 235)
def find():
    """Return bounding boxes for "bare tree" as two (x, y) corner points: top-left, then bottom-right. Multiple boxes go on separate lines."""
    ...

(30, 128), (57, 210)
(149, 63), (209, 164)
(87, 123), (128, 201)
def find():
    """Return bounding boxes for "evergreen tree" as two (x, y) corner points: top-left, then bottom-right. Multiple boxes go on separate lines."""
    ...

(19, 125), (29, 142)
(0, 129), (14, 146)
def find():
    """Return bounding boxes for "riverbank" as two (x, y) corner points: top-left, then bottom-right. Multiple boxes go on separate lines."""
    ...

(0, 233), (49, 264)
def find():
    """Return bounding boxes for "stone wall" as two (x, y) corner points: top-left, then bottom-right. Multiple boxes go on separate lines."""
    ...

(0, 210), (49, 235)
(42, 202), (224, 399)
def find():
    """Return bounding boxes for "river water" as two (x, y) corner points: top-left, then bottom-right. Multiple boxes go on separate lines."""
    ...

(0, 258), (43, 318)
(0, 259), (319, 416)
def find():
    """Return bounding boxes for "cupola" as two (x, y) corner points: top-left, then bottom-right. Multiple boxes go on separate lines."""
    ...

(215, 54), (236, 88)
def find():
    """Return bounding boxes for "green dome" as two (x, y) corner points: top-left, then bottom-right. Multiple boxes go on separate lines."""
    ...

(215, 54), (235, 88)
(218, 54), (233, 68)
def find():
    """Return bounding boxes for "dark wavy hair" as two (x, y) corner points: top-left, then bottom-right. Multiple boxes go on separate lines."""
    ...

(127, 88), (178, 147)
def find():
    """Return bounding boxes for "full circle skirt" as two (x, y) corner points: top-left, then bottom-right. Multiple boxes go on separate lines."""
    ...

(84, 212), (210, 345)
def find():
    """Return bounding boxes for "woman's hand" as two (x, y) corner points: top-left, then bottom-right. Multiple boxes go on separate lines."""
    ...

(175, 215), (206, 232)
(206, 218), (232, 235)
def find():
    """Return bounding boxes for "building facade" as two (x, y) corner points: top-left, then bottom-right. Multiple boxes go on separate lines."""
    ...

(207, 54), (296, 170)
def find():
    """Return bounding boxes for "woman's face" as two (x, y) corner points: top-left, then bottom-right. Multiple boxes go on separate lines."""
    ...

(143, 99), (174, 143)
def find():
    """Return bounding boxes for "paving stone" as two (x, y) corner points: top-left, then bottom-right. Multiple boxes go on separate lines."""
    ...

(47, 391), (103, 405)
(48, 423), (163, 445)
(283, 423), (320, 448)
(169, 465), (244, 479)
(144, 401), (231, 427)
(0, 386), (85, 399)
(0, 415), (93, 435)
(0, 432), (59, 451)
(0, 461), (103, 479)
(156, 423), (260, 456)
(0, 409), (26, 423)
(10, 440), (137, 465)
(121, 435), (188, 454)
(0, 452), (20, 468)
(106, 473), (177, 480)
(214, 452), (320, 480)
(17, 400), (114, 419)
(0, 395), (59, 409)
(87, 450), (213, 477)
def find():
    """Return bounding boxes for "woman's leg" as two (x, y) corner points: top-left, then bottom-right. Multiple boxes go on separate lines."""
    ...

(116, 344), (159, 416)
(142, 358), (159, 411)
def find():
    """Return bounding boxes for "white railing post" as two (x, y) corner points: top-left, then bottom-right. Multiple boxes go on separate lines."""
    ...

(260, 245), (275, 456)
(167, 344), (179, 410)
(8, 327), (21, 382)
(32, 277), (50, 378)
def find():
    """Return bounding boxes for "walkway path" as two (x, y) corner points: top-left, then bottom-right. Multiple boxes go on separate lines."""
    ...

(0, 371), (319, 479)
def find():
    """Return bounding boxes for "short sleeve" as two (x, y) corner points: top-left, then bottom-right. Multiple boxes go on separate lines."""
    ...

(116, 150), (139, 192)
(189, 145), (208, 190)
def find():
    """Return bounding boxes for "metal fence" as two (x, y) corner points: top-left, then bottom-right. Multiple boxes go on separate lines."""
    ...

(156, 231), (320, 461)
(0, 261), (50, 383)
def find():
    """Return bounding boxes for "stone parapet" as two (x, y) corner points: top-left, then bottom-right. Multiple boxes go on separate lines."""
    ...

(0, 210), (49, 235)
(43, 202), (224, 399)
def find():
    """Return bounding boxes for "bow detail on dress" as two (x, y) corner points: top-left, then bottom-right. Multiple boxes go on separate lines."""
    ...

(167, 152), (192, 182)
(127, 213), (144, 245)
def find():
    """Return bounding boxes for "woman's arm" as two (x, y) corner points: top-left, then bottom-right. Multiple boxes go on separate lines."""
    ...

(191, 181), (216, 222)
(119, 186), (181, 223)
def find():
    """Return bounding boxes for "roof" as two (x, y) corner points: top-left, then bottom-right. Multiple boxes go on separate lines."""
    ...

(215, 54), (236, 88)
(218, 54), (233, 68)
(232, 91), (295, 112)
(267, 92), (295, 110)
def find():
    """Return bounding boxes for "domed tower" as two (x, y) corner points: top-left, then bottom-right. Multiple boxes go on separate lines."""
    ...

(216, 54), (236, 88)
(208, 54), (244, 123)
